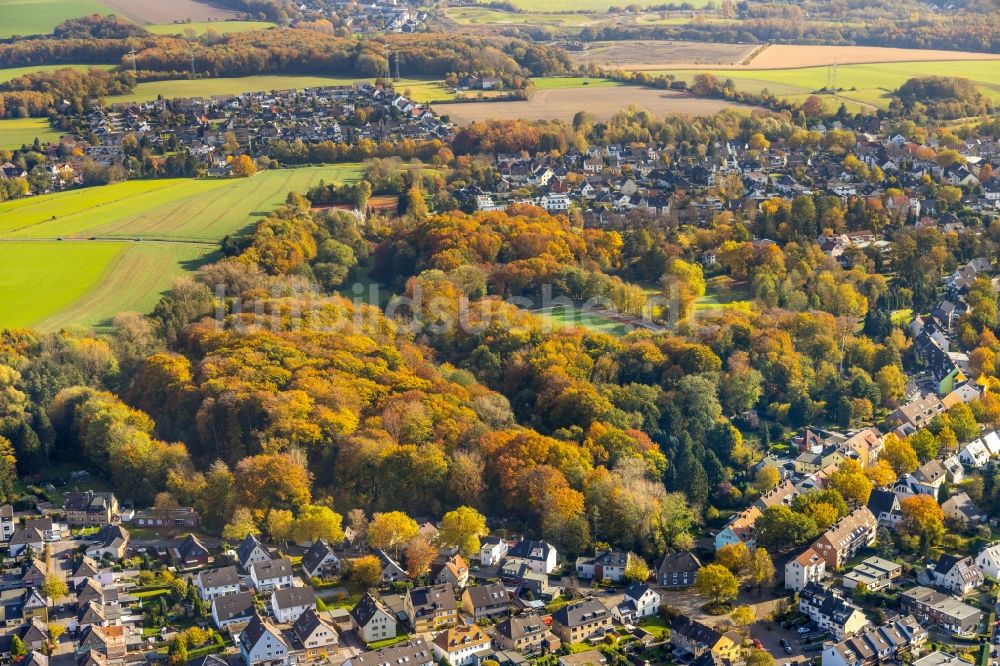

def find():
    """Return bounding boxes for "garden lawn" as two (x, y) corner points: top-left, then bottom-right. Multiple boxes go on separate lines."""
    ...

(0, 0), (111, 37)
(0, 118), (60, 150)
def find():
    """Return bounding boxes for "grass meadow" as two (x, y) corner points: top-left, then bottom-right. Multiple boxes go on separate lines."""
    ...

(0, 165), (363, 329)
(655, 60), (1000, 111)
(0, 118), (61, 150)
(0, 0), (111, 37)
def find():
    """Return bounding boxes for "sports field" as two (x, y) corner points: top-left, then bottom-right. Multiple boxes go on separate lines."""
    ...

(0, 165), (363, 330)
(0, 0), (110, 37)
(106, 75), (455, 104)
(0, 118), (60, 150)
(530, 306), (628, 337)
(656, 60), (1000, 110)
(145, 20), (278, 35)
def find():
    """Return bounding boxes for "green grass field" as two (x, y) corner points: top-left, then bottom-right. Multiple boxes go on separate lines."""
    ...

(0, 118), (60, 150)
(532, 76), (623, 90)
(0, 0), (112, 38)
(0, 165), (363, 330)
(145, 20), (277, 35)
(695, 276), (752, 313)
(0, 64), (116, 84)
(107, 75), (454, 104)
(530, 306), (628, 336)
(655, 60), (1000, 111)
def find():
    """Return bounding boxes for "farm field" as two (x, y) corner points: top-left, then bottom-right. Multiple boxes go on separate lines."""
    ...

(0, 0), (110, 38)
(532, 77), (624, 90)
(0, 165), (363, 330)
(94, 0), (240, 23)
(106, 75), (453, 103)
(475, 0), (710, 10)
(0, 64), (116, 84)
(655, 60), (1000, 111)
(445, 7), (602, 27)
(444, 87), (753, 124)
(145, 20), (278, 35)
(0, 118), (60, 150)
(0, 165), (364, 241)
(568, 40), (759, 70)
(746, 44), (1000, 69)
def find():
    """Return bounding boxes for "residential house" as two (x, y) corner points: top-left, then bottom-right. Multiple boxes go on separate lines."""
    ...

(867, 490), (903, 529)
(196, 566), (242, 601)
(71, 557), (113, 588)
(575, 549), (631, 582)
(211, 590), (256, 629)
(19, 617), (49, 652)
(0, 505), (15, 542)
(900, 586), (982, 633)
(942, 492), (987, 526)
(811, 507), (878, 569)
(432, 624), (491, 666)
(841, 428), (884, 468)
(271, 586), (315, 624)
(21, 589), (47, 623)
(351, 592), (397, 644)
(8, 525), (45, 557)
(843, 557), (903, 591)
(799, 582), (869, 640)
(375, 549), (408, 584)
(344, 639), (435, 666)
(550, 599), (612, 643)
(887, 394), (945, 435)
(237, 533), (272, 573)
(405, 583), (458, 633)
(821, 616), (927, 666)
(64, 491), (119, 526)
(432, 553), (469, 589)
(292, 608), (338, 660)
(654, 552), (701, 589)
(20, 559), (47, 589)
(975, 541), (1000, 579)
(506, 540), (557, 574)
(612, 582), (660, 623)
(669, 615), (741, 660)
(85, 525), (129, 560)
(929, 554), (983, 595)
(170, 534), (210, 568)
(301, 539), (340, 580)
(713, 506), (762, 551)
(785, 547), (827, 592)
(495, 614), (560, 655)
(795, 445), (848, 474)
(479, 536), (508, 566)
(77, 625), (126, 661)
(249, 558), (294, 593)
(461, 582), (508, 621)
(238, 613), (289, 666)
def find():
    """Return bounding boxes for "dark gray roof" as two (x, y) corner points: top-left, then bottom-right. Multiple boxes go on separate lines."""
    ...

(463, 582), (508, 609)
(352, 592), (392, 626)
(407, 583), (457, 615)
(272, 586), (315, 610)
(508, 540), (553, 561)
(671, 615), (722, 647)
(293, 607), (331, 642)
(350, 639), (434, 666)
(238, 613), (284, 653)
(236, 533), (267, 565)
(497, 614), (547, 640)
(250, 557), (292, 580)
(552, 599), (609, 628)
(655, 551), (701, 575)
(212, 591), (255, 622)
(198, 565), (240, 590)
(301, 539), (337, 575)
